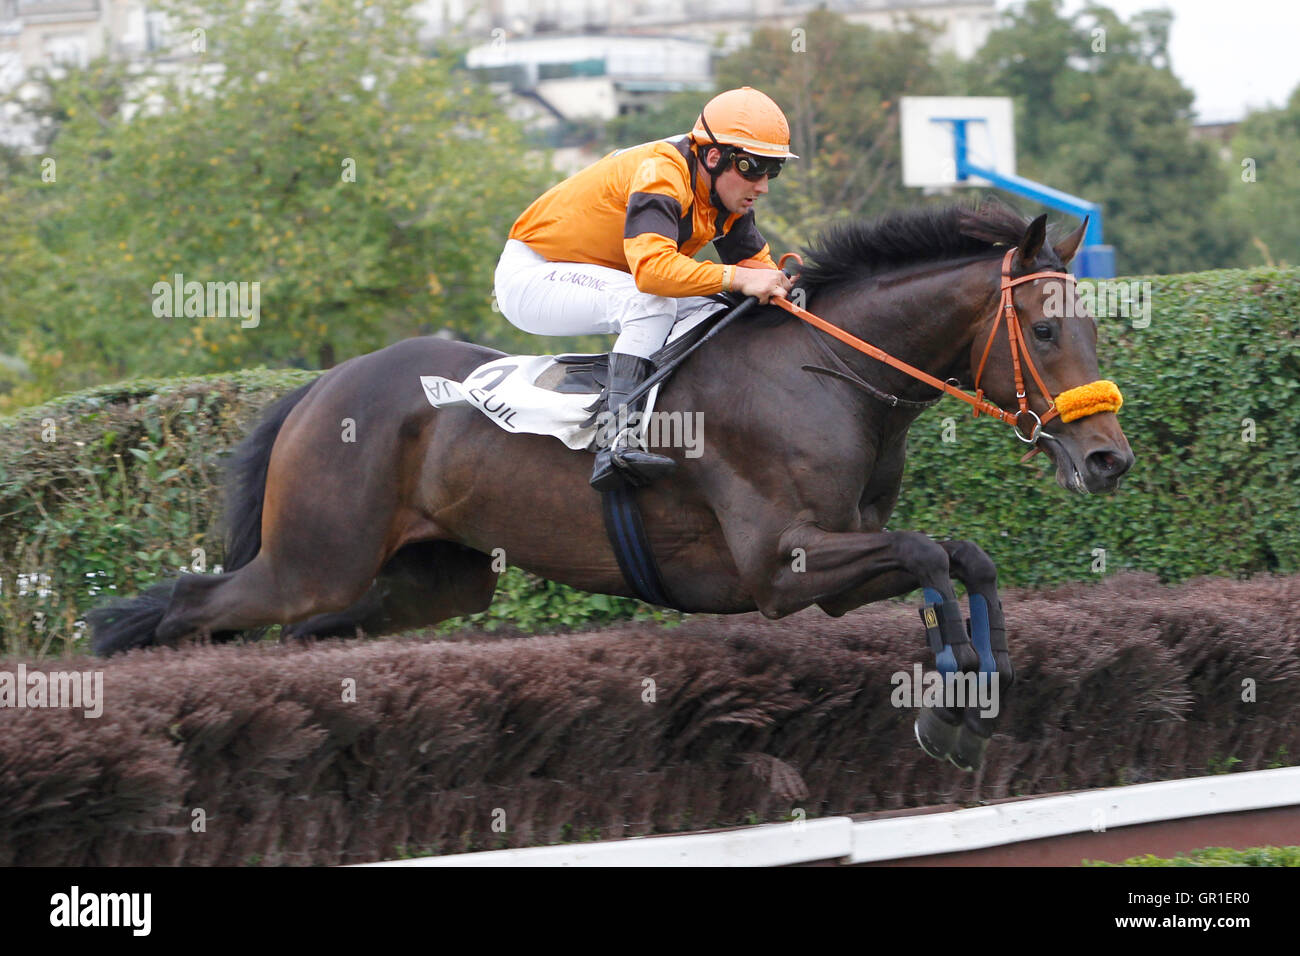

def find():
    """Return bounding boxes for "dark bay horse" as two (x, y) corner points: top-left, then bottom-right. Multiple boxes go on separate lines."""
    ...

(89, 200), (1134, 770)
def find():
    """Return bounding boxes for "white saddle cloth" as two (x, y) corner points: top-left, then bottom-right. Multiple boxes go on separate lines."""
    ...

(419, 307), (721, 451)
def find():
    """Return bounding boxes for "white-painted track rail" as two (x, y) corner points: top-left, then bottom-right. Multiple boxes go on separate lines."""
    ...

(357, 766), (1300, 867)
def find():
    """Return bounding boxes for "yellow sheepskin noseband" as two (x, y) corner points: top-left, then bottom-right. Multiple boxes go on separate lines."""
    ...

(1054, 380), (1123, 423)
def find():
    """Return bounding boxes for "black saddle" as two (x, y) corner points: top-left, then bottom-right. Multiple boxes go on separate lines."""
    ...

(545, 292), (747, 395)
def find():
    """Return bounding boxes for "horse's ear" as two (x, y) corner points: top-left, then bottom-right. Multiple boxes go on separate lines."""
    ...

(1053, 216), (1089, 266)
(1016, 213), (1049, 266)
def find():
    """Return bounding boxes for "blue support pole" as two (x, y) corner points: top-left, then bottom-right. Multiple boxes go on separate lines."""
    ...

(930, 117), (1115, 278)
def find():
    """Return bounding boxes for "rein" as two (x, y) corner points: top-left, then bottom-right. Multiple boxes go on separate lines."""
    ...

(771, 248), (1123, 443)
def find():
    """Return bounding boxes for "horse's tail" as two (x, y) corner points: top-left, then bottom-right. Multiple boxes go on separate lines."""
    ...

(86, 579), (180, 656)
(221, 380), (318, 572)
(88, 380), (319, 656)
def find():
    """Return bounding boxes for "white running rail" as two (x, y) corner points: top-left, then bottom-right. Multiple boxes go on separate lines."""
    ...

(356, 766), (1300, 867)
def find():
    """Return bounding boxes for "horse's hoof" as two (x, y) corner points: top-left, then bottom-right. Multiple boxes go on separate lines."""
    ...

(914, 707), (961, 763)
(949, 724), (991, 772)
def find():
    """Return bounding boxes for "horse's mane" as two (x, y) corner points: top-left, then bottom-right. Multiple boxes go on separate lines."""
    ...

(793, 198), (1032, 295)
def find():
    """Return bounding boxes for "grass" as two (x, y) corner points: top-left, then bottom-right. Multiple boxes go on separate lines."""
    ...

(1085, 846), (1300, 866)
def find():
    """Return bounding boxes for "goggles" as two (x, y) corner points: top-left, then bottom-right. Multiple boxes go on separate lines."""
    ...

(731, 151), (784, 181)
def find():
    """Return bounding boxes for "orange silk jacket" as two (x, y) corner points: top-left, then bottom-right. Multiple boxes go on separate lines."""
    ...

(508, 135), (777, 298)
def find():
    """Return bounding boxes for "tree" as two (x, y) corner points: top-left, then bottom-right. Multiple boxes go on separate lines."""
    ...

(0, 0), (554, 410)
(1222, 84), (1300, 267)
(961, 0), (1248, 274)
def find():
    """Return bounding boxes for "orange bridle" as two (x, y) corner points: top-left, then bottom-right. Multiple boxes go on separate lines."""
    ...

(770, 248), (1123, 443)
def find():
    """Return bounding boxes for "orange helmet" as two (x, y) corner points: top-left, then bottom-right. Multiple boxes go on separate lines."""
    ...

(690, 87), (799, 159)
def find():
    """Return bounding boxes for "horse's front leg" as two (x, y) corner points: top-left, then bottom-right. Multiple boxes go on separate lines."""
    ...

(727, 523), (981, 757)
(934, 539), (1014, 771)
(805, 538), (1012, 771)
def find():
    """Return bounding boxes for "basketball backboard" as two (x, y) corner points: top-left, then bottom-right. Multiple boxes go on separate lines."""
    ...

(900, 96), (1016, 189)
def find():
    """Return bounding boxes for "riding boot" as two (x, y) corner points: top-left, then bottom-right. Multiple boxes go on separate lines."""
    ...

(590, 352), (677, 491)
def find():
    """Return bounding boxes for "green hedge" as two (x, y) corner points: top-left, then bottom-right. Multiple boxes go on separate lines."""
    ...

(0, 370), (314, 656)
(2, 266), (1297, 656)
(1086, 846), (1300, 867)
(891, 266), (1300, 586)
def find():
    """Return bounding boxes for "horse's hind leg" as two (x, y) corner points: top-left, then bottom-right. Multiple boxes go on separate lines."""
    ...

(152, 547), (373, 645)
(136, 538), (488, 650)
(282, 541), (499, 641)
(151, 355), (457, 645)
(152, 496), (442, 646)
(152, 482), (408, 645)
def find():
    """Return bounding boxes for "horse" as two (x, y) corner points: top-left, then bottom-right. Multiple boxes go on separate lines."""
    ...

(88, 199), (1134, 771)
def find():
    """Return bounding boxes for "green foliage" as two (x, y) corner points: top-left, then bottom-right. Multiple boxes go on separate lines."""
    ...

(1086, 846), (1300, 866)
(0, 368), (316, 656)
(1222, 86), (1300, 267)
(0, 0), (556, 412)
(437, 566), (681, 636)
(961, 0), (1247, 274)
(592, 1), (1271, 275)
(9, 0), (1300, 418)
(1205, 754), (1244, 775)
(892, 266), (1300, 588)
(602, 90), (707, 150)
(557, 823), (604, 844)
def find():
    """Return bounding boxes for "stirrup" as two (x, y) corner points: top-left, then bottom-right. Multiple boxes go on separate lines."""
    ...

(589, 352), (677, 490)
(590, 439), (676, 491)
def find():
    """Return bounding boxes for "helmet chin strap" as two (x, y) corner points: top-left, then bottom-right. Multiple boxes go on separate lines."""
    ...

(696, 111), (731, 175)
(707, 178), (729, 216)
(694, 112), (735, 215)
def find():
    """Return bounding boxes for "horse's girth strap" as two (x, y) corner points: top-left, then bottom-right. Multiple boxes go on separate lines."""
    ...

(600, 484), (674, 608)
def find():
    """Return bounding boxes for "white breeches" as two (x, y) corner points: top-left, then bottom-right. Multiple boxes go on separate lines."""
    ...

(493, 239), (722, 360)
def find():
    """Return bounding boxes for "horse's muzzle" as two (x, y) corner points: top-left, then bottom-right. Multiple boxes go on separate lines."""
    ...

(1041, 430), (1134, 494)
(1085, 446), (1134, 490)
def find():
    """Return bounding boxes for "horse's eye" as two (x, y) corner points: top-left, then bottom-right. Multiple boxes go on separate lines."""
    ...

(1033, 323), (1054, 341)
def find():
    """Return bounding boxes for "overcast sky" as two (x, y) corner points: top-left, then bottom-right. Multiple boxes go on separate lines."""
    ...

(998, 0), (1300, 123)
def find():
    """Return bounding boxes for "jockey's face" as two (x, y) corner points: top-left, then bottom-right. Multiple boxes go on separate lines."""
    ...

(705, 147), (771, 217)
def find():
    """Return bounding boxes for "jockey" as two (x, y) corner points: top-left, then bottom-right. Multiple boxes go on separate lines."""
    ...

(494, 86), (797, 491)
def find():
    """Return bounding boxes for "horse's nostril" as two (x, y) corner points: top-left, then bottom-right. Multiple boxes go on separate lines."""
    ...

(1086, 448), (1130, 479)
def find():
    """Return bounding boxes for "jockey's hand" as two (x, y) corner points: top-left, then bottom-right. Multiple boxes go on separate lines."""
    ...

(734, 266), (793, 304)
